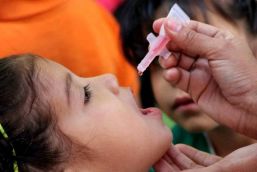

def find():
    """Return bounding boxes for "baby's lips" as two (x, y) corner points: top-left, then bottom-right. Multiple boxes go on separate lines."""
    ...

(140, 107), (162, 117)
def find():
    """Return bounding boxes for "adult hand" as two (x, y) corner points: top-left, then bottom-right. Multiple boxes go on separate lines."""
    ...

(154, 143), (257, 172)
(153, 19), (257, 138)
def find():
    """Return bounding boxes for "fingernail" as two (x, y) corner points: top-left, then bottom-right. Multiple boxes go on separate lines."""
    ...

(166, 19), (182, 32)
(173, 52), (180, 59)
(158, 56), (165, 68)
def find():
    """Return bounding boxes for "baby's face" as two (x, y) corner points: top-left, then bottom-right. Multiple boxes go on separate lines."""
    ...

(36, 59), (172, 171)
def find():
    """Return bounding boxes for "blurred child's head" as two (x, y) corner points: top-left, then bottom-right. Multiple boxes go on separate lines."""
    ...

(117, 0), (257, 132)
(0, 54), (171, 171)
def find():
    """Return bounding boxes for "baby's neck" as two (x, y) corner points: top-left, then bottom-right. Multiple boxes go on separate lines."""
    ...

(64, 158), (149, 172)
(207, 126), (256, 157)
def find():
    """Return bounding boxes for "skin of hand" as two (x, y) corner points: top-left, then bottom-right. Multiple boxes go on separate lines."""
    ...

(153, 18), (257, 139)
(154, 143), (257, 172)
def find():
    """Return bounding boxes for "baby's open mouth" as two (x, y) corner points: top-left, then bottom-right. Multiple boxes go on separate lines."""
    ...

(140, 107), (162, 117)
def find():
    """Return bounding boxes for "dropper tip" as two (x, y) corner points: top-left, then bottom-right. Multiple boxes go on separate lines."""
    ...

(138, 71), (143, 76)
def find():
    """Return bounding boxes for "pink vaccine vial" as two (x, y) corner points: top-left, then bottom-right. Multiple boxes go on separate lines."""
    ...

(137, 3), (190, 75)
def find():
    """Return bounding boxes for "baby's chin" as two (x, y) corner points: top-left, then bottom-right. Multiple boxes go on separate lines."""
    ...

(155, 131), (173, 159)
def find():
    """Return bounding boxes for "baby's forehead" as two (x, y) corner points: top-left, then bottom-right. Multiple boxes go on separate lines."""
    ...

(35, 59), (67, 89)
(35, 60), (71, 111)
(37, 58), (68, 75)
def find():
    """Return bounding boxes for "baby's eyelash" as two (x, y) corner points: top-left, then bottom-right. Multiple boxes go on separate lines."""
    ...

(84, 84), (91, 104)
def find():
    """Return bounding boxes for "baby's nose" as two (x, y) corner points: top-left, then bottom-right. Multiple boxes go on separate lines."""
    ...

(100, 74), (120, 95)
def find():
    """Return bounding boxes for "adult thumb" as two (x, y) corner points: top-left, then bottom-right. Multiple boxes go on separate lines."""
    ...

(164, 19), (221, 58)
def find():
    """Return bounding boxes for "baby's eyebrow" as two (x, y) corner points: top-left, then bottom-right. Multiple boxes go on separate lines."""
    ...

(65, 73), (72, 106)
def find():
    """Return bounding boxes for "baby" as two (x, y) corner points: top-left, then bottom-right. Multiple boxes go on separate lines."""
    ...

(0, 54), (172, 172)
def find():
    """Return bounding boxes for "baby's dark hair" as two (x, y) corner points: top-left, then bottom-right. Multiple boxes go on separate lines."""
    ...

(115, 0), (257, 107)
(0, 54), (71, 171)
